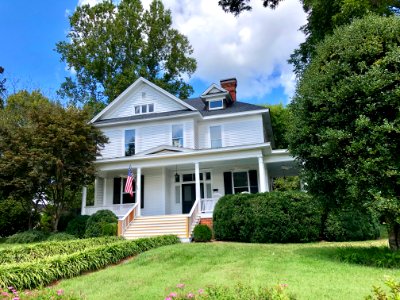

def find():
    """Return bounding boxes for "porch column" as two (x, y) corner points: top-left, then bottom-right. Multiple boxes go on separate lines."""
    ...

(103, 178), (107, 206)
(81, 186), (87, 215)
(195, 162), (201, 202)
(137, 167), (142, 216)
(258, 156), (268, 192)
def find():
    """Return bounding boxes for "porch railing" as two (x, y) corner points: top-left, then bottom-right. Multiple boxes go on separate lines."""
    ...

(85, 204), (135, 217)
(200, 197), (219, 213)
(186, 198), (201, 238)
(118, 203), (139, 236)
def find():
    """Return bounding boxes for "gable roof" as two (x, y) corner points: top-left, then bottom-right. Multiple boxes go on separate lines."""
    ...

(90, 77), (196, 123)
(201, 83), (228, 98)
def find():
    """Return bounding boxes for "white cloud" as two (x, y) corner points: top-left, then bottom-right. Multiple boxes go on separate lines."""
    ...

(77, 0), (104, 6)
(161, 0), (306, 101)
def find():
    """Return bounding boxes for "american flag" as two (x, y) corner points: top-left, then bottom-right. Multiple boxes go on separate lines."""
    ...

(124, 165), (134, 197)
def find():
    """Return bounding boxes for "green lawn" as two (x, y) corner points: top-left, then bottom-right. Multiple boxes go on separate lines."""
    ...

(55, 239), (399, 300)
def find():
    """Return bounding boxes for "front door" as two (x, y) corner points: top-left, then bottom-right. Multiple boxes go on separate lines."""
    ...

(182, 183), (196, 214)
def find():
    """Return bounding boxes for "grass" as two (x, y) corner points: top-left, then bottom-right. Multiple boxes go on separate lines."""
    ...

(55, 239), (400, 300)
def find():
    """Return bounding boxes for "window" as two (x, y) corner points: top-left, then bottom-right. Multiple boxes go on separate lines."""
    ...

(210, 125), (222, 148)
(209, 99), (223, 110)
(125, 130), (135, 156)
(233, 172), (249, 194)
(134, 104), (154, 115)
(172, 124), (184, 147)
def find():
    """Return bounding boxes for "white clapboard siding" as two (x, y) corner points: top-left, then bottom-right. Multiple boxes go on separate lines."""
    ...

(95, 178), (104, 206)
(99, 128), (123, 159)
(197, 115), (264, 149)
(102, 84), (186, 120)
(136, 124), (170, 153)
(184, 120), (194, 149)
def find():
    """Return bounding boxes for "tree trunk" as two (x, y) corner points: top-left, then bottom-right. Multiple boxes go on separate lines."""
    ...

(388, 222), (400, 251)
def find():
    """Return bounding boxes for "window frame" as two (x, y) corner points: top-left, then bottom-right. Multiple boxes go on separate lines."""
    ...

(210, 125), (222, 148)
(134, 103), (155, 115)
(209, 99), (224, 110)
(124, 129), (136, 156)
(172, 124), (184, 148)
(232, 171), (250, 194)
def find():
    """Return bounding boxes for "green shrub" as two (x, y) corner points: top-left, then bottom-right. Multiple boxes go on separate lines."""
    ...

(57, 211), (78, 232)
(0, 235), (180, 290)
(213, 191), (322, 243)
(0, 198), (39, 237)
(366, 278), (400, 300)
(324, 208), (380, 241)
(336, 246), (400, 269)
(0, 236), (120, 264)
(84, 210), (118, 238)
(46, 233), (77, 242)
(65, 215), (90, 238)
(6, 230), (49, 244)
(193, 224), (212, 242)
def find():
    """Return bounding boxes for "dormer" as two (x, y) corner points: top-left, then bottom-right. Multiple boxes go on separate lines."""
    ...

(200, 78), (237, 111)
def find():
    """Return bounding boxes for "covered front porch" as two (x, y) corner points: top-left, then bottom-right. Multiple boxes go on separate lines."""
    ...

(81, 146), (298, 239)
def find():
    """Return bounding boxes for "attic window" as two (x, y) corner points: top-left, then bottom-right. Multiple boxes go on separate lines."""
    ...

(209, 99), (223, 110)
(135, 103), (154, 115)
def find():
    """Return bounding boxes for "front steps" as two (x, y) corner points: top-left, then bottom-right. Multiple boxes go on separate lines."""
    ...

(123, 214), (200, 241)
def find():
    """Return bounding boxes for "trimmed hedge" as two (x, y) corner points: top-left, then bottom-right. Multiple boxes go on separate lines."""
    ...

(0, 235), (180, 290)
(6, 230), (49, 244)
(324, 208), (380, 242)
(193, 224), (212, 242)
(46, 233), (77, 242)
(0, 237), (121, 264)
(85, 210), (118, 238)
(213, 192), (322, 243)
(66, 215), (90, 238)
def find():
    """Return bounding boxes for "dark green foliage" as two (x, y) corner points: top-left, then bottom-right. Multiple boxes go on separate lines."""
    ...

(84, 210), (118, 238)
(336, 247), (400, 269)
(66, 215), (90, 238)
(57, 212), (78, 232)
(46, 233), (77, 242)
(0, 235), (180, 290)
(288, 15), (400, 250)
(0, 237), (120, 264)
(272, 176), (300, 192)
(192, 224), (212, 242)
(0, 198), (39, 237)
(266, 103), (291, 149)
(213, 192), (322, 243)
(324, 208), (380, 242)
(6, 230), (49, 244)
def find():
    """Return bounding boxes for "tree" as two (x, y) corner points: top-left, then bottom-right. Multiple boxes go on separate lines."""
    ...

(218, 0), (400, 75)
(265, 103), (291, 149)
(56, 0), (197, 111)
(0, 91), (107, 231)
(287, 16), (400, 250)
(0, 66), (6, 109)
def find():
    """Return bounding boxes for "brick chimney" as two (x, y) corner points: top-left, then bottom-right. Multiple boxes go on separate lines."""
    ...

(220, 78), (237, 102)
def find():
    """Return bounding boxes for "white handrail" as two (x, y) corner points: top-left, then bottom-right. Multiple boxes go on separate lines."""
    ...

(188, 198), (200, 217)
(118, 202), (139, 236)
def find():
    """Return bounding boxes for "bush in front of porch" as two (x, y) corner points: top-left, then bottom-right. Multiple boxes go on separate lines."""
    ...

(84, 210), (118, 238)
(213, 191), (322, 243)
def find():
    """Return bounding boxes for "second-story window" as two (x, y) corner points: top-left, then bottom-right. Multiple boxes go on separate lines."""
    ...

(210, 125), (222, 148)
(135, 104), (154, 114)
(209, 99), (223, 110)
(172, 124), (183, 147)
(125, 129), (135, 156)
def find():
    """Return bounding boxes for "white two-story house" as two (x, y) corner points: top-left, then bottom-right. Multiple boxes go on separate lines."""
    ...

(81, 77), (297, 241)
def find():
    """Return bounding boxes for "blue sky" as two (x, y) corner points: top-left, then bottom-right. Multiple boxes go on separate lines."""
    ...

(0, 0), (306, 106)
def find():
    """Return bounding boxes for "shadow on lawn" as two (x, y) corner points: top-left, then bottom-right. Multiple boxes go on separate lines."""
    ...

(295, 243), (400, 269)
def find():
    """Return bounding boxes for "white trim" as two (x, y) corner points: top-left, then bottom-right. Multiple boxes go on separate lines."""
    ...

(201, 83), (228, 97)
(202, 109), (269, 120)
(93, 112), (200, 128)
(208, 99), (224, 110)
(137, 145), (191, 156)
(90, 77), (196, 123)
(95, 143), (270, 164)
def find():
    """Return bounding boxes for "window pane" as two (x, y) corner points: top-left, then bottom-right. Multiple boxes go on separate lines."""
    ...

(182, 174), (193, 182)
(172, 125), (183, 138)
(175, 186), (180, 203)
(209, 99), (223, 109)
(142, 105), (147, 113)
(233, 172), (248, 188)
(135, 106), (140, 114)
(172, 138), (183, 147)
(148, 104), (154, 112)
(206, 183), (212, 198)
(201, 183), (204, 199)
(210, 126), (221, 140)
(200, 173), (203, 181)
(125, 130), (135, 156)
(234, 187), (249, 194)
(211, 139), (222, 148)
(206, 172), (211, 180)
